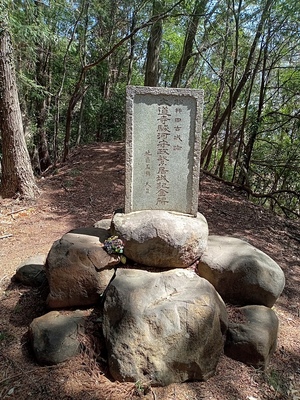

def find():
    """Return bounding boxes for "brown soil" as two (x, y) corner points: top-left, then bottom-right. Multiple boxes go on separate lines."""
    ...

(0, 142), (299, 400)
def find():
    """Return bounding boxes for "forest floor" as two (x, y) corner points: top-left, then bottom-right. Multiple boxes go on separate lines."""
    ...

(0, 142), (299, 400)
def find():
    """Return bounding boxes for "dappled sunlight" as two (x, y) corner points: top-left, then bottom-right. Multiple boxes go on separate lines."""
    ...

(0, 143), (299, 400)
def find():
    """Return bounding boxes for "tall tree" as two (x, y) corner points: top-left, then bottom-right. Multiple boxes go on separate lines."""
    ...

(34, 0), (52, 173)
(144, 0), (165, 86)
(0, 11), (39, 199)
(201, 0), (274, 169)
(171, 0), (207, 87)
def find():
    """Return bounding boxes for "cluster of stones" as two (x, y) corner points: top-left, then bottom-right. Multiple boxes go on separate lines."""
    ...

(15, 210), (285, 387)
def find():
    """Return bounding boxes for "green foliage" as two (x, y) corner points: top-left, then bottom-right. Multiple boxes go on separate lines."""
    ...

(264, 369), (289, 396)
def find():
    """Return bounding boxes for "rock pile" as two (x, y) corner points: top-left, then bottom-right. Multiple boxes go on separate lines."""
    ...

(15, 210), (285, 386)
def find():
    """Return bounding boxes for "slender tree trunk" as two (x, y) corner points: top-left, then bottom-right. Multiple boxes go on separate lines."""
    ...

(144, 0), (164, 87)
(201, 7), (229, 168)
(171, 0), (207, 88)
(76, 95), (85, 145)
(202, 0), (274, 166)
(217, 0), (242, 178)
(34, 0), (51, 173)
(0, 15), (39, 199)
(237, 25), (270, 186)
(35, 48), (52, 172)
(127, 10), (136, 85)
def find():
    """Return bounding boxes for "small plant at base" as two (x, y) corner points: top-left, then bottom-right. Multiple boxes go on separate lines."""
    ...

(133, 380), (152, 397)
(264, 369), (288, 396)
(69, 168), (81, 177)
(103, 236), (126, 264)
(0, 330), (14, 342)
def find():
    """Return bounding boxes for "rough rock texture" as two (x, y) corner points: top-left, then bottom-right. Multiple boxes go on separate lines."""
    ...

(225, 305), (279, 369)
(29, 311), (85, 365)
(14, 254), (47, 287)
(111, 210), (209, 268)
(102, 268), (228, 386)
(197, 236), (285, 307)
(45, 227), (118, 308)
(93, 218), (112, 230)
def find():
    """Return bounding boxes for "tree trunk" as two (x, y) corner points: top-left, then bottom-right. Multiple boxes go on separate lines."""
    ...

(34, 0), (51, 173)
(237, 26), (270, 186)
(35, 50), (52, 172)
(202, 0), (274, 164)
(0, 14), (39, 199)
(201, 4), (230, 169)
(144, 0), (164, 87)
(171, 0), (206, 88)
(216, 0), (242, 179)
(127, 10), (136, 85)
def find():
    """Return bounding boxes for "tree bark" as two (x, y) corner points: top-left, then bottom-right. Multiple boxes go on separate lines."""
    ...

(171, 0), (207, 88)
(0, 14), (39, 199)
(144, 0), (164, 87)
(34, 0), (52, 173)
(201, 0), (274, 168)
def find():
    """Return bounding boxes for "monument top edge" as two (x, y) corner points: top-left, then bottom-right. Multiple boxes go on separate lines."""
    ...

(126, 85), (204, 97)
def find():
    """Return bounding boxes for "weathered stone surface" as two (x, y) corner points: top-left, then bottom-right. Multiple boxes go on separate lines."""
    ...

(14, 254), (47, 287)
(93, 218), (112, 230)
(29, 311), (85, 365)
(45, 227), (117, 308)
(225, 305), (279, 369)
(198, 236), (285, 307)
(102, 268), (228, 386)
(111, 210), (208, 268)
(125, 86), (204, 216)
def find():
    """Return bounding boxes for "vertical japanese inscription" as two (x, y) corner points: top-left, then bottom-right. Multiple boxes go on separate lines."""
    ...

(156, 105), (171, 206)
(125, 86), (203, 216)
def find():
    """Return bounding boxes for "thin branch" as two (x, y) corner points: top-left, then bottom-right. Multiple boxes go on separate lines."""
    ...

(0, 234), (13, 239)
(202, 170), (300, 217)
(7, 207), (30, 216)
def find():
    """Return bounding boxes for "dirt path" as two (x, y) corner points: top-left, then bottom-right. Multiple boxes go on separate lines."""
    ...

(0, 142), (299, 399)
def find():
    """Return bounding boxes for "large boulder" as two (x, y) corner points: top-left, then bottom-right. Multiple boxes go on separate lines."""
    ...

(111, 210), (208, 268)
(45, 227), (118, 308)
(102, 268), (228, 386)
(197, 236), (285, 307)
(225, 305), (279, 369)
(29, 311), (86, 365)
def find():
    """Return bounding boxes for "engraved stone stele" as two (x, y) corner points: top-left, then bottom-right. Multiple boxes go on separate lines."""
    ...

(125, 86), (204, 216)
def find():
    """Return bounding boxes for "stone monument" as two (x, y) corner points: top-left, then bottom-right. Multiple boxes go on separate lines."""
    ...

(111, 85), (208, 269)
(125, 86), (204, 216)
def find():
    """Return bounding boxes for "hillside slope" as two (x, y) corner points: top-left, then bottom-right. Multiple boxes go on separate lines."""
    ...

(0, 142), (299, 400)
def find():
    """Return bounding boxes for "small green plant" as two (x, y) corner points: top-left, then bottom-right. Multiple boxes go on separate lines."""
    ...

(264, 369), (288, 396)
(69, 168), (81, 177)
(63, 180), (73, 188)
(0, 331), (7, 341)
(133, 380), (151, 397)
(0, 330), (14, 342)
(13, 304), (23, 314)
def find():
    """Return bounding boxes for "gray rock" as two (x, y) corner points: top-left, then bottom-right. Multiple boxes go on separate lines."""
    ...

(198, 236), (285, 307)
(93, 218), (112, 230)
(45, 227), (117, 308)
(102, 268), (228, 386)
(111, 210), (208, 268)
(225, 305), (279, 369)
(29, 310), (85, 365)
(14, 254), (47, 287)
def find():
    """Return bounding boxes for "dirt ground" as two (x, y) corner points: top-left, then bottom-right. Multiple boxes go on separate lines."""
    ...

(0, 142), (299, 400)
